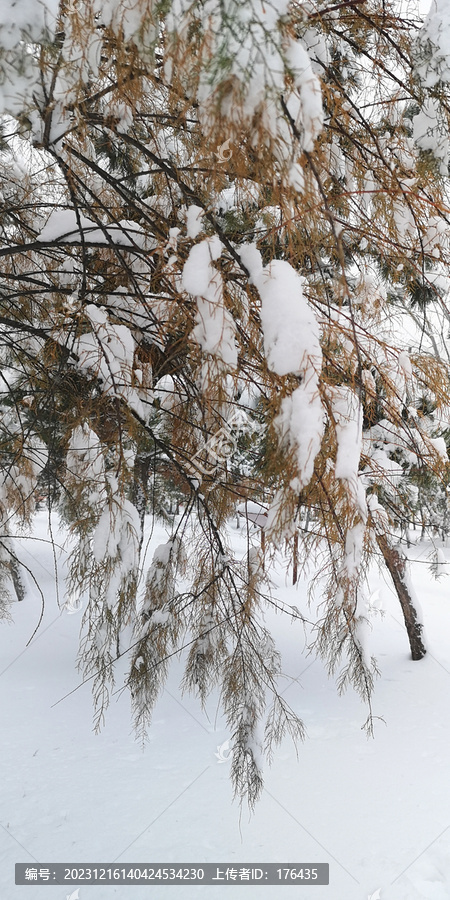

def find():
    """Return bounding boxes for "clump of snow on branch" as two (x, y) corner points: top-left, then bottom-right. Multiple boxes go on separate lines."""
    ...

(414, 2), (450, 172)
(257, 260), (325, 492)
(39, 210), (150, 249)
(273, 384), (325, 492)
(138, 537), (184, 626)
(2, 433), (47, 516)
(186, 205), (204, 239)
(165, 0), (323, 163)
(412, 99), (449, 175)
(0, 0), (58, 116)
(182, 235), (237, 369)
(93, 495), (141, 578)
(66, 424), (105, 499)
(328, 386), (369, 655)
(256, 258), (325, 528)
(257, 259), (321, 377)
(415, 0), (450, 88)
(129, 537), (185, 739)
(68, 304), (145, 417)
(284, 37), (324, 153)
(91, 0), (158, 46)
(330, 385), (367, 520)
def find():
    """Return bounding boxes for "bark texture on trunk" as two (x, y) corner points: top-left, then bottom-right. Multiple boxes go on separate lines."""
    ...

(131, 452), (152, 552)
(293, 532), (298, 585)
(9, 554), (25, 602)
(376, 532), (426, 661)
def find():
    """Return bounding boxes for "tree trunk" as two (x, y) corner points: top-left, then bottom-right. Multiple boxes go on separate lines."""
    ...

(292, 532), (298, 585)
(376, 533), (426, 660)
(131, 452), (152, 552)
(9, 554), (25, 602)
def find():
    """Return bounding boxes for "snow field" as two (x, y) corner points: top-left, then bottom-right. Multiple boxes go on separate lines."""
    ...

(1, 513), (450, 898)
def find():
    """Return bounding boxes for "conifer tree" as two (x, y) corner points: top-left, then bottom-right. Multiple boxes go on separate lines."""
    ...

(0, 0), (450, 803)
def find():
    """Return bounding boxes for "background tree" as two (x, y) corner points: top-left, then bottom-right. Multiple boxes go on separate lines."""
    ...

(0, 0), (449, 804)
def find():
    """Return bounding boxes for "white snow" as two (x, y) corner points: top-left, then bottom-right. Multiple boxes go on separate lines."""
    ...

(416, 0), (450, 87)
(412, 98), (449, 174)
(274, 380), (325, 490)
(166, 0), (322, 164)
(256, 259), (321, 377)
(38, 210), (149, 249)
(65, 306), (146, 417)
(66, 424), (105, 493)
(182, 237), (237, 368)
(182, 235), (222, 296)
(0, 0), (57, 50)
(330, 385), (367, 520)
(0, 0), (58, 116)
(186, 205), (204, 239)
(256, 259), (325, 493)
(284, 38), (324, 152)
(92, 498), (141, 568)
(2, 513), (450, 899)
(428, 436), (449, 462)
(238, 243), (263, 285)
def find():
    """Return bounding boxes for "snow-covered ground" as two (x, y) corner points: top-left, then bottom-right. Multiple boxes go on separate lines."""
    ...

(2, 511), (450, 900)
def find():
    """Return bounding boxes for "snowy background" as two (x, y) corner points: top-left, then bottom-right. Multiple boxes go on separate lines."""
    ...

(1, 512), (450, 900)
